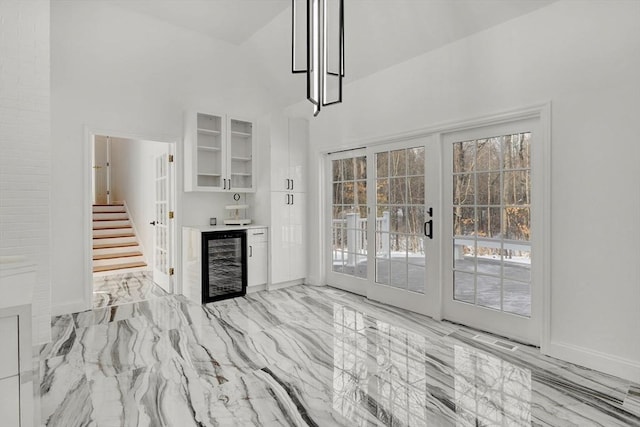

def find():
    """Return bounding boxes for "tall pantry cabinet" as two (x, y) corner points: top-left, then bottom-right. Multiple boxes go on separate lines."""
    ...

(269, 117), (307, 286)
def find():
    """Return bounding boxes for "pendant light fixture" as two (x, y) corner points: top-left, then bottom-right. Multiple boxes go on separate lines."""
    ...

(291, 0), (344, 116)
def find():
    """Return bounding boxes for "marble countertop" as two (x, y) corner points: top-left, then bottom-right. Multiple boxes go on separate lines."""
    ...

(183, 224), (268, 232)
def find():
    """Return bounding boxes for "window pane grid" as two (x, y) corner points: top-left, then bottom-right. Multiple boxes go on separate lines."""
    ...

(452, 133), (531, 317)
(331, 156), (368, 279)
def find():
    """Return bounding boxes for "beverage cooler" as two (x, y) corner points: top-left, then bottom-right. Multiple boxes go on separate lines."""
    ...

(201, 230), (247, 303)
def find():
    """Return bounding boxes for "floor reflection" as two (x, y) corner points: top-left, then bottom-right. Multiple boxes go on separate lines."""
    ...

(332, 303), (532, 426)
(455, 345), (531, 426)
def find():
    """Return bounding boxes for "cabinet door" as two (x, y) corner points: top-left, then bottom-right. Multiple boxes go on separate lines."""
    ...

(0, 376), (19, 427)
(0, 316), (18, 379)
(270, 115), (290, 192)
(289, 192), (306, 281)
(270, 192), (290, 284)
(248, 241), (268, 287)
(185, 111), (226, 191)
(288, 118), (308, 193)
(227, 117), (255, 192)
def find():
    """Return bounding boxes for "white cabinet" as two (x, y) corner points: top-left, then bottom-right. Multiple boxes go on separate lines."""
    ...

(247, 228), (268, 288)
(0, 316), (18, 379)
(270, 117), (307, 193)
(184, 111), (256, 192)
(269, 116), (308, 286)
(270, 191), (306, 285)
(0, 308), (31, 427)
(0, 376), (19, 427)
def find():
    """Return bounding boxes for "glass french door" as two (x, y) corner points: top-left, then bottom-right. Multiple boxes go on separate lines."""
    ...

(325, 138), (441, 317)
(326, 149), (369, 295)
(442, 118), (542, 345)
(366, 138), (440, 316)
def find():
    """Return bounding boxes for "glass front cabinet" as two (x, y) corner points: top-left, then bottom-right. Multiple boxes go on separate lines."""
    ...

(184, 111), (256, 192)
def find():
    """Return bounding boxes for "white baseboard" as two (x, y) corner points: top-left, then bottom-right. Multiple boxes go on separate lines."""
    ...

(246, 284), (267, 293)
(545, 340), (640, 380)
(268, 279), (304, 291)
(51, 299), (88, 317)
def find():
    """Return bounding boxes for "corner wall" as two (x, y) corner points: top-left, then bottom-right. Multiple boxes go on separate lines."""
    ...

(0, 0), (51, 344)
(303, 1), (640, 379)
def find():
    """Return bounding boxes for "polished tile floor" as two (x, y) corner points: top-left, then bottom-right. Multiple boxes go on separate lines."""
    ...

(37, 273), (640, 426)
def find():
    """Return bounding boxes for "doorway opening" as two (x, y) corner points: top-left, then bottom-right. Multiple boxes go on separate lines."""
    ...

(90, 134), (177, 307)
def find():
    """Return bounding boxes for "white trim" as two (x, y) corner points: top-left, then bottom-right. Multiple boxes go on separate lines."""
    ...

(546, 340), (640, 380)
(84, 126), (181, 311)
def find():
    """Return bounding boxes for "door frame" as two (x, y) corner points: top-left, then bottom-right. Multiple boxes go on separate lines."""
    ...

(319, 103), (550, 348)
(84, 126), (180, 311)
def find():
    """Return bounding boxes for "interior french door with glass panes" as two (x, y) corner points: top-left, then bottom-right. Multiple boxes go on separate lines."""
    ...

(443, 118), (542, 345)
(366, 137), (440, 317)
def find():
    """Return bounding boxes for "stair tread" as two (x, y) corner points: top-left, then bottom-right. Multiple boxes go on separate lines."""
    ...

(93, 261), (147, 273)
(93, 251), (143, 260)
(93, 224), (131, 230)
(93, 242), (139, 249)
(93, 233), (135, 239)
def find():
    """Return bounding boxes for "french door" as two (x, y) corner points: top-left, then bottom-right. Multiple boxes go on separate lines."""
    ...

(326, 137), (441, 317)
(325, 115), (544, 344)
(442, 118), (542, 345)
(152, 152), (173, 293)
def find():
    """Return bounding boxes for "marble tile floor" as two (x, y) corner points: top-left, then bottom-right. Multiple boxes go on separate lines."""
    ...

(36, 279), (640, 426)
(91, 272), (167, 308)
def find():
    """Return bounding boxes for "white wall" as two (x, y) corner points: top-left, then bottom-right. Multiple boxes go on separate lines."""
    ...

(51, 1), (270, 313)
(301, 1), (640, 379)
(109, 137), (167, 266)
(0, 0), (51, 344)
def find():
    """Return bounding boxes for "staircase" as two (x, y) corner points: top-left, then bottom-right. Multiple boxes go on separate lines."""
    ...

(92, 203), (147, 274)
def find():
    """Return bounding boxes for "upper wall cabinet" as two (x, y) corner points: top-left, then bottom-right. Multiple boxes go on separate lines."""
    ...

(270, 116), (307, 193)
(184, 111), (256, 192)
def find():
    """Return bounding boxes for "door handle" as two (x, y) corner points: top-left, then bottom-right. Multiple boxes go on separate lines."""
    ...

(223, 179), (227, 190)
(149, 221), (156, 226)
(291, 193), (294, 205)
(249, 245), (253, 257)
(424, 220), (433, 239)
(424, 206), (433, 239)
(286, 179), (291, 190)
(286, 194), (290, 205)
(291, 179), (294, 191)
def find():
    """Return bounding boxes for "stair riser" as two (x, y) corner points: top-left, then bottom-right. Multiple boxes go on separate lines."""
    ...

(93, 236), (137, 246)
(93, 205), (125, 213)
(93, 220), (131, 229)
(93, 246), (141, 256)
(93, 228), (134, 238)
(93, 256), (146, 268)
(93, 213), (128, 221)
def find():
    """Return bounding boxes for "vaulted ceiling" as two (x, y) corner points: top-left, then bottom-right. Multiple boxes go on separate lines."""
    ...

(63, 0), (557, 110)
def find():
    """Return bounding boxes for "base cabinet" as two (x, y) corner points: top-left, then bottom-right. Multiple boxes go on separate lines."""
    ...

(270, 192), (306, 285)
(0, 376), (19, 427)
(0, 306), (32, 427)
(247, 228), (268, 288)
